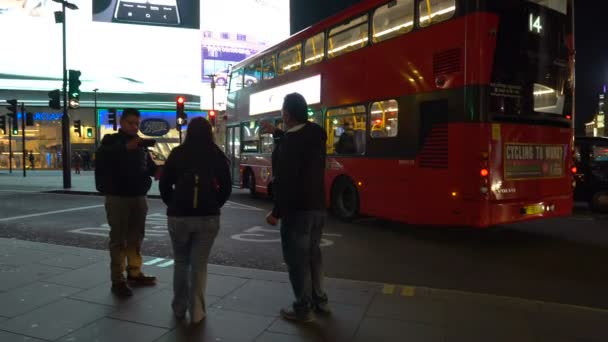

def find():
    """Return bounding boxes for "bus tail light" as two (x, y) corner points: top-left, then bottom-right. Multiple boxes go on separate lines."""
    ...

(480, 168), (489, 177)
(571, 166), (577, 174)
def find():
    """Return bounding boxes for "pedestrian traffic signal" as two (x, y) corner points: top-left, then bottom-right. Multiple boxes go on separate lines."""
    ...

(86, 127), (93, 138)
(26, 112), (34, 126)
(6, 99), (17, 120)
(108, 108), (117, 131)
(68, 70), (81, 108)
(0, 115), (6, 134)
(176, 96), (187, 128)
(48, 89), (61, 109)
(209, 110), (216, 127)
(73, 119), (82, 137)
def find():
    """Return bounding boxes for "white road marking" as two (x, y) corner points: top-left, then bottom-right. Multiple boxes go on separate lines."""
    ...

(158, 260), (175, 267)
(0, 205), (103, 222)
(144, 258), (166, 266)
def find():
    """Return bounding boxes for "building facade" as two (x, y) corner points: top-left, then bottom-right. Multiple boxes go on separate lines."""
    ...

(586, 88), (607, 137)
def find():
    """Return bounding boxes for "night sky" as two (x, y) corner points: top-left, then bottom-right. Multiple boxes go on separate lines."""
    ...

(291, 0), (606, 135)
(574, 2), (608, 134)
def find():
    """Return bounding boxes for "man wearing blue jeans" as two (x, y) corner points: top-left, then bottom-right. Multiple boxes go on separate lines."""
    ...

(262, 93), (330, 323)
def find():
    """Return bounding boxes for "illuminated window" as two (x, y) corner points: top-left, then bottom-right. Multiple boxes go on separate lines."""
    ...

(369, 100), (399, 138)
(278, 44), (302, 76)
(229, 68), (243, 92)
(326, 105), (366, 155)
(241, 120), (260, 153)
(533, 83), (565, 115)
(373, 0), (414, 43)
(221, 32), (230, 39)
(419, 0), (456, 28)
(304, 32), (325, 66)
(307, 109), (323, 126)
(262, 55), (276, 80)
(237, 34), (247, 41)
(328, 15), (369, 59)
(244, 61), (261, 87)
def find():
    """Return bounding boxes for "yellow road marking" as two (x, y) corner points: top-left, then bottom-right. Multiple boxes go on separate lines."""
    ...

(382, 284), (395, 295)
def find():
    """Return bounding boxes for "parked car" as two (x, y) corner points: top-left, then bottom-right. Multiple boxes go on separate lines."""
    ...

(573, 136), (608, 212)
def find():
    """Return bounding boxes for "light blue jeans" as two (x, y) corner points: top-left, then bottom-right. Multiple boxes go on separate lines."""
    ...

(168, 215), (220, 322)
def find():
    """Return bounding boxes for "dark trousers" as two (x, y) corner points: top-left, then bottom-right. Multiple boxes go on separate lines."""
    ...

(105, 195), (148, 284)
(280, 210), (328, 312)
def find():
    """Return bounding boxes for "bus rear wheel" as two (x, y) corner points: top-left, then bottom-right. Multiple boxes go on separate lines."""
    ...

(246, 170), (257, 198)
(331, 178), (359, 221)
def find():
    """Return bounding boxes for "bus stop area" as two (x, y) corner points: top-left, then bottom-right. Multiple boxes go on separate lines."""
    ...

(0, 236), (606, 342)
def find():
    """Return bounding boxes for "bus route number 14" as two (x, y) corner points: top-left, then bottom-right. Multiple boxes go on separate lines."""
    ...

(529, 13), (543, 34)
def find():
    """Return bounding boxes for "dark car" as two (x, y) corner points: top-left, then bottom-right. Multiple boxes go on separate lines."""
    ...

(573, 136), (608, 212)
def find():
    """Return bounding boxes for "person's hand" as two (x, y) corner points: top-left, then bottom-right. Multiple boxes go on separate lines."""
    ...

(260, 120), (276, 135)
(126, 137), (142, 150)
(266, 211), (279, 226)
(153, 166), (163, 181)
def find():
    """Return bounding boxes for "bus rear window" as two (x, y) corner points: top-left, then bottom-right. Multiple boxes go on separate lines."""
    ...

(528, 0), (567, 14)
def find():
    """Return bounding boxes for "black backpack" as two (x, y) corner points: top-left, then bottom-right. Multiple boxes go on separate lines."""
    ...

(172, 157), (218, 211)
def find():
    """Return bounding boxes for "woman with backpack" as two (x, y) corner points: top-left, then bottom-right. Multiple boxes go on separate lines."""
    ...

(159, 117), (232, 324)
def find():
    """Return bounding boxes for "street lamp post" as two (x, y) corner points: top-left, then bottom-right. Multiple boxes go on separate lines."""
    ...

(52, 0), (78, 189)
(93, 88), (99, 149)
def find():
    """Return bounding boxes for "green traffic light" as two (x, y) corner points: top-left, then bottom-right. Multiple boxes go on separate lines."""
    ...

(86, 128), (93, 138)
(13, 128), (18, 135)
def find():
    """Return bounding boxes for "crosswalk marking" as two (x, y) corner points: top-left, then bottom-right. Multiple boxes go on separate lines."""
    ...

(144, 257), (165, 266)
(158, 260), (175, 267)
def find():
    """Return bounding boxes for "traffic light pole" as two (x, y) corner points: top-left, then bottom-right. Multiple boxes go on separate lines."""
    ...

(60, 0), (71, 188)
(21, 103), (26, 178)
(93, 89), (98, 149)
(8, 117), (12, 174)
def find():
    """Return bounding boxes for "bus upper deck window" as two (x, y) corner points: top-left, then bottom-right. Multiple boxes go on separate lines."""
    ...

(419, 0), (456, 28)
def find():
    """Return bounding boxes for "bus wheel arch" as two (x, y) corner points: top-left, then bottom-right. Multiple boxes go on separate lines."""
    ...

(331, 176), (359, 221)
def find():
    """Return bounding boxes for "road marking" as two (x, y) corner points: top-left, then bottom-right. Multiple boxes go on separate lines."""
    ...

(401, 286), (416, 297)
(225, 201), (264, 211)
(382, 284), (395, 295)
(0, 204), (103, 222)
(230, 226), (342, 246)
(0, 189), (39, 193)
(144, 258), (166, 266)
(158, 260), (175, 267)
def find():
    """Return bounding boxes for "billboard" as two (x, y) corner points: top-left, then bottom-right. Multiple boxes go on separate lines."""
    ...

(0, 0), (289, 108)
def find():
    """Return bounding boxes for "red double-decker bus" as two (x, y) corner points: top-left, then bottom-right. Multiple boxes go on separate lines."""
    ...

(223, 0), (575, 228)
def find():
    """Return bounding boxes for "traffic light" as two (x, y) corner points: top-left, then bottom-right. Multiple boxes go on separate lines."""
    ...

(26, 112), (34, 126)
(208, 110), (216, 127)
(6, 99), (17, 120)
(73, 119), (82, 137)
(108, 108), (117, 131)
(48, 89), (61, 109)
(86, 127), (93, 138)
(68, 70), (81, 108)
(176, 96), (187, 128)
(0, 115), (5, 134)
(12, 121), (18, 135)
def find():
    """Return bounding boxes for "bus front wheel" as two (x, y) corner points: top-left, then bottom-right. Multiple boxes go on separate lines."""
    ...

(331, 178), (359, 221)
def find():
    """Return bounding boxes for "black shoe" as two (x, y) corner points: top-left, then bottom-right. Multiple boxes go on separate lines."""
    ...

(127, 274), (157, 286)
(314, 302), (332, 315)
(280, 307), (314, 323)
(111, 282), (133, 297)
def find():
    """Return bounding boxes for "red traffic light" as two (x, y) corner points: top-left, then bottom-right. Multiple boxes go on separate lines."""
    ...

(209, 110), (216, 117)
(176, 96), (185, 104)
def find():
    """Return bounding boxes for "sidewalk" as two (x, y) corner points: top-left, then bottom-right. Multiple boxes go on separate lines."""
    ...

(0, 237), (607, 341)
(0, 170), (144, 195)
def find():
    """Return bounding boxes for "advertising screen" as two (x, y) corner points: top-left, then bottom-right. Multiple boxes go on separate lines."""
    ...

(0, 0), (289, 107)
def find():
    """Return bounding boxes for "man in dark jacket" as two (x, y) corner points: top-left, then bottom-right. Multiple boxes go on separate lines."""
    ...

(262, 93), (330, 323)
(95, 108), (158, 297)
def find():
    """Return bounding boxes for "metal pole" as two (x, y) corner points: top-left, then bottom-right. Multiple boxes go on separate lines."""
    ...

(8, 116), (12, 174)
(21, 103), (26, 177)
(61, 1), (71, 188)
(93, 89), (98, 149)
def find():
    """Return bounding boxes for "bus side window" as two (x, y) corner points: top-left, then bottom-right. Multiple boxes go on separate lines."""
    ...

(244, 61), (261, 87)
(327, 105), (366, 155)
(372, 0), (414, 43)
(304, 32), (325, 65)
(418, 0), (456, 28)
(278, 44), (302, 76)
(262, 55), (277, 80)
(241, 120), (260, 153)
(230, 68), (244, 92)
(370, 99), (399, 138)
